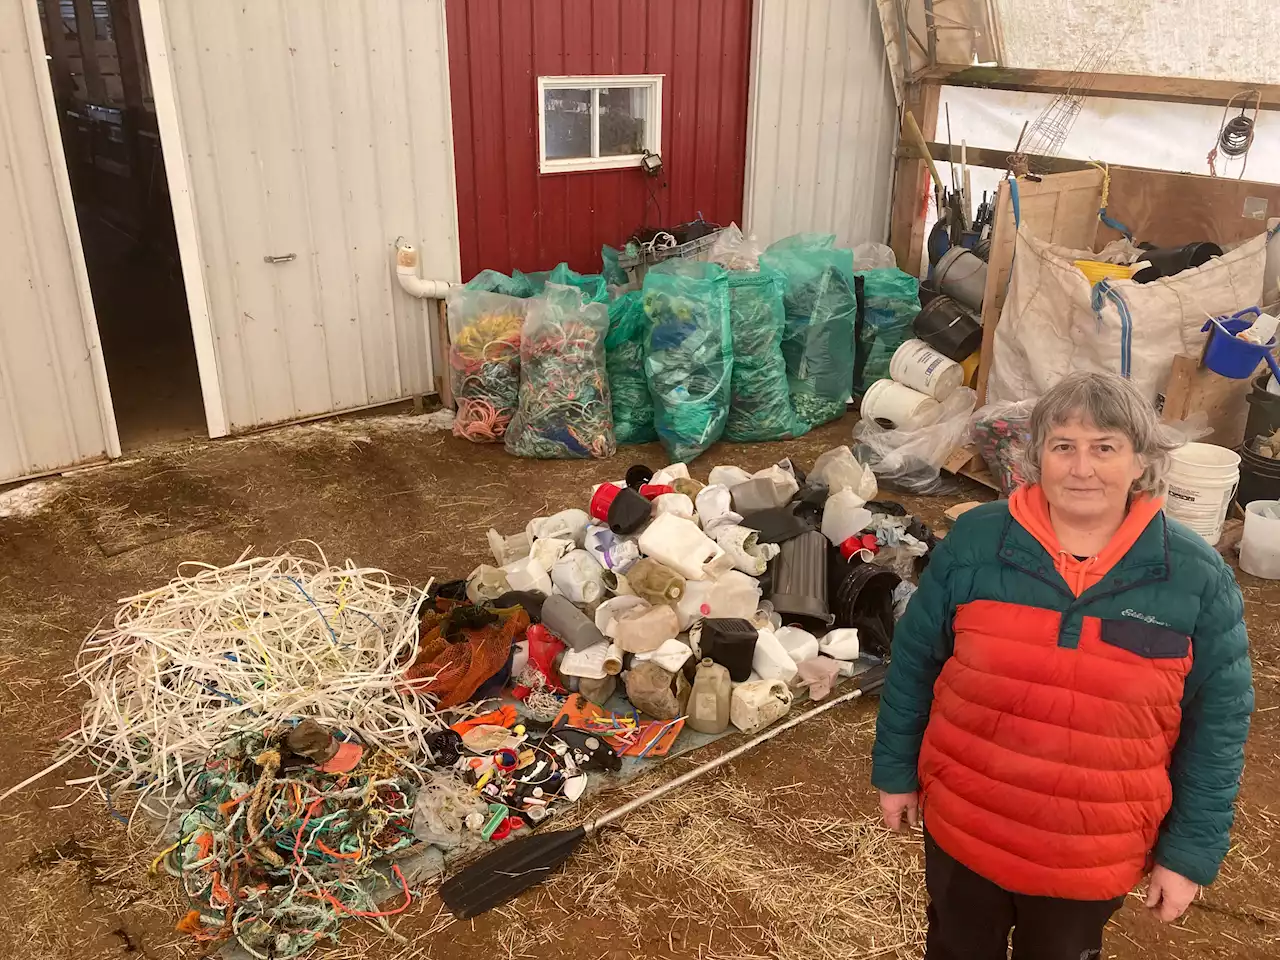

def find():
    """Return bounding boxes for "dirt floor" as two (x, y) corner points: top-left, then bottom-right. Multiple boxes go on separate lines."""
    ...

(1, 411), (1277, 960)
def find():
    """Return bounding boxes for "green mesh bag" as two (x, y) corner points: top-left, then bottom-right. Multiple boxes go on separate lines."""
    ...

(548, 263), (609, 303)
(723, 268), (804, 442)
(855, 268), (920, 397)
(465, 269), (535, 298)
(605, 290), (657, 444)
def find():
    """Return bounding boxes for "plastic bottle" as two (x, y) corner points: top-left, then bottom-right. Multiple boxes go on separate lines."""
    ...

(819, 628), (860, 660)
(695, 485), (742, 532)
(527, 509), (590, 546)
(731, 679), (793, 734)
(706, 570), (762, 620)
(541, 594), (607, 651)
(466, 564), (511, 604)
(583, 524), (641, 572)
(713, 524), (780, 576)
(651, 492), (696, 521)
(688, 659), (732, 734)
(551, 549), (606, 604)
(821, 489), (874, 558)
(709, 465), (752, 488)
(626, 558), (687, 604)
(638, 514), (723, 581)
(501, 555), (554, 596)
(530, 537), (573, 572)
(676, 579), (715, 631)
(613, 603), (680, 654)
(775, 626), (820, 663)
(588, 484), (652, 535)
(752, 628), (798, 684)
(651, 463), (691, 485)
(488, 528), (531, 566)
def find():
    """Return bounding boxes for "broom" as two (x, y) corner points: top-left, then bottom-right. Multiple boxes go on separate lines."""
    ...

(439, 663), (888, 918)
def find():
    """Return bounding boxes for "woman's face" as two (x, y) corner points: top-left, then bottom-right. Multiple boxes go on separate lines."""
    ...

(1039, 414), (1146, 522)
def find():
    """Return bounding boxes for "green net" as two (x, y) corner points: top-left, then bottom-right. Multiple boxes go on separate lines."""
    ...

(643, 261), (733, 463)
(723, 268), (804, 442)
(760, 236), (857, 430)
(855, 268), (920, 397)
(548, 263), (609, 303)
(605, 290), (657, 444)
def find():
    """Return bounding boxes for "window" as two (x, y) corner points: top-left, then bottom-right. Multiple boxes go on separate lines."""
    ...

(538, 75), (662, 174)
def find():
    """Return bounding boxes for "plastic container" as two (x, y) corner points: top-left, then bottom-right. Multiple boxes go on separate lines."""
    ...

(769, 530), (834, 627)
(626, 558), (687, 605)
(1131, 242), (1222, 283)
(613, 603), (680, 654)
(652, 492), (696, 521)
(819, 627), (860, 660)
(502, 555), (554, 595)
(638, 484), (676, 500)
(889, 339), (965, 400)
(1201, 309), (1280, 382)
(466, 564), (511, 605)
(731, 679), (793, 734)
(774, 626), (820, 664)
(1165, 442), (1242, 544)
(830, 557), (901, 656)
(1073, 259), (1136, 285)
(934, 246), (988, 312)
(527, 509), (589, 545)
(709, 465), (753, 488)
(589, 483), (653, 534)
(1237, 442), (1280, 511)
(731, 476), (793, 514)
(638, 514), (724, 581)
(912, 296), (982, 362)
(488, 528), (531, 566)
(699, 618), (759, 682)
(859, 378), (940, 430)
(676, 579), (715, 630)
(751, 628), (799, 685)
(1240, 500), (1280, 579)
(821, 489), (873, 551)
(583, 524), (641, 573)
(688, 659), (732, 734)
(810, 446), (878, 500)
(707, 570), (763, 620)
(530, 537), (573, 572)
(1247, 371), (1280, 442)
(551, 549), (606, 604)
(541, 594), (607, 652)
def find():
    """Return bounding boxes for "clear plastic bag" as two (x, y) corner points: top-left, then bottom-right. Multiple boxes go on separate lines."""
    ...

(505, 284), (616, 459)
(707, 223), (762, 271)
(759, 235), (858, 430)
(643, 261), (733, 463)
(855, 268), (920, 397)
(606, 290), (657, 444)
(852, 242), (898, 271)
(853, 387), (977, 494)
(968, 399), (1036, 496)
(724, 268), (804, 441)
(444, 288), (526, 443)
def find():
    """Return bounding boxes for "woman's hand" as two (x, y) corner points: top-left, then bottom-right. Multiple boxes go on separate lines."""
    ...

(879, 790), (920, 833)
(1145, 865), (1199, 922)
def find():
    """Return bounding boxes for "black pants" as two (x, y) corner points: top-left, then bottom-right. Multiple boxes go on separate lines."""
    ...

(924, 831), (1125, 960)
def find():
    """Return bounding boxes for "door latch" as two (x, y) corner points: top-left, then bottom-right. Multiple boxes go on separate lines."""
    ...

(263, 253), (297, 263)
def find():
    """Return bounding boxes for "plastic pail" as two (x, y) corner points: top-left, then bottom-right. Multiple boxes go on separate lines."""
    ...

(1165, 442), (1241, 544)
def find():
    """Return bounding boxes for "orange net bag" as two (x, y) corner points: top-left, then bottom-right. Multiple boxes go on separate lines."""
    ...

(405, 600), (529, 708)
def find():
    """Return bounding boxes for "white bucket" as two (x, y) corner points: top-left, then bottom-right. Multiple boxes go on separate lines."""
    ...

(1164, 442), (1241, 544)
(860, 378), (940, 430)
(1240, 500), (1280, 579)
(889, 339), (965, 400)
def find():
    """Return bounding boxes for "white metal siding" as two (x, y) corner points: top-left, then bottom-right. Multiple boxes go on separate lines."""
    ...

(0, 0), (118, 482)
(742, 0), (899, 249)
(151, 0), (459, 433)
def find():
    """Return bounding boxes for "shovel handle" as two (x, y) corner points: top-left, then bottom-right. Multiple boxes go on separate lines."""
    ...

(587, 664), (889, 836)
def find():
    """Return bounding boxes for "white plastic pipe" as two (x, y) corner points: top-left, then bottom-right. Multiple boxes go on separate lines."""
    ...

(395, 242), (453, 299)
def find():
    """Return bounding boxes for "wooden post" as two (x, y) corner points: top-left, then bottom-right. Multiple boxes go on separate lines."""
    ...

(889, 82), (940, 278)
(71, 0), (106, 103)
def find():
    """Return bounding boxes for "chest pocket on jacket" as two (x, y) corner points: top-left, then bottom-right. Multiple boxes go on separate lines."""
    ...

(1100, 619), (1190, 659)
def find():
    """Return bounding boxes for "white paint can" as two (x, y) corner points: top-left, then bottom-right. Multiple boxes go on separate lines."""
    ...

(859, 378), (941, 431)
(889, 339), (965, 400)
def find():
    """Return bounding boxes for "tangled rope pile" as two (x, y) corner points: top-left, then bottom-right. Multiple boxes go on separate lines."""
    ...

(163, 731), (419, 958)
(48, 549), (446, 820)
(449, 309), (523, 443)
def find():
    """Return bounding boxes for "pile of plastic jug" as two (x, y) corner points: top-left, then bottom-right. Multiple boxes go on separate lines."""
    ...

(465, 446), (934, 741)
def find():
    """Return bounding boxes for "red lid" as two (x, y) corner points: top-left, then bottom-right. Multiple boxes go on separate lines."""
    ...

(638, 484), (676, 500)
(589, 483), (623, 521)
(839, 536), (863, 560)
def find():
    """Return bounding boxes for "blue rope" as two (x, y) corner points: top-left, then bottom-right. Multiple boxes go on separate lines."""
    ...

(284, 576), (341, 645)
(1091, 279), (1134, 378)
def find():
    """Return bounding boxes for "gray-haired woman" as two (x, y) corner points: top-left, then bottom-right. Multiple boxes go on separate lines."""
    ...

(872, 371), (1253, 959)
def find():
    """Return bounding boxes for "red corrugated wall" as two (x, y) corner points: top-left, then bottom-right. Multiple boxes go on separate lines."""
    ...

(446, 0), (753, 279)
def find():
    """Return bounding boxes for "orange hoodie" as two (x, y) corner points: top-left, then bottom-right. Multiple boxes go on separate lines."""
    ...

(1007, 484), (1164, 596)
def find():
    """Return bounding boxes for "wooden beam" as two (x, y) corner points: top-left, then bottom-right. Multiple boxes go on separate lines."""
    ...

(919, 64), (1280, 112)
(901, 140), (1099, 175)
(888, 82), (941, 277)
(71, 0), (106, 103)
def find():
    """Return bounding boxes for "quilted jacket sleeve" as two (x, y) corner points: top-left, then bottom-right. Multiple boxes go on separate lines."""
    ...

(871, 535), (958, 794)
(1156, 563), (1253, 886)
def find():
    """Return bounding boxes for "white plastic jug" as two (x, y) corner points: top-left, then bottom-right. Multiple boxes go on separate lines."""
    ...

(639, 513), (723, 580)
(488, 528), (531, 566)
(819, 628), (860, 660)
(752, 628), (798, 684)
(1241, 499), (1280, 579)
(583, 524), (641, 572)
(652, 492), (696, 521)
(821, 489), (873, 547)
(530, 537), (573, 572)
(466, 564), (511, 604)
(709, 465), (752, 488)
(676, 579), (716, 630)
(695, 484), (741, 532)
(688, 659), (732, 734)
(775, 626), (820, 663)
(527, 508), (590, 546)
(707, 570), (762, 620)
(552, 549), (606, 604)
(613, 604), (680, 654)
(502, 555), (554, 595)
(651, 463), (691, 485)
(731, 679), (793, 734)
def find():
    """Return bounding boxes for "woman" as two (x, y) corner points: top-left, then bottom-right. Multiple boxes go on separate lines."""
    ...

(872, 372), (1253, 960)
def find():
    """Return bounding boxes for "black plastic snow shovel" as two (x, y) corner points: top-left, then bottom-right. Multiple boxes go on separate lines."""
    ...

(439, 663), (888, 918)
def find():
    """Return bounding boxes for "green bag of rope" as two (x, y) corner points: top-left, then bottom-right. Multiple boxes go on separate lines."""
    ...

(465, 268), (536, 298)
(643, 260), (733, 462)
(759, 235), (857, 429)
(505, 284), (616, 459)
(444, 288), (526, 442)
(602, 243), (629, 285)
(724, 268), (805, 441)
(548, 262), (609, 303)
(855, 268), (920, 397)
(606, 289), (658, 444)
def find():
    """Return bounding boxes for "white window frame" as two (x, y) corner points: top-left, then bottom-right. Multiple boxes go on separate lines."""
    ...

(537, 74), (663, 174)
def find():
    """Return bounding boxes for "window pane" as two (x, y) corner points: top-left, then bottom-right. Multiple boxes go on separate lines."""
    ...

(599, 87), (647, 156)
(544, 88), (592, 160)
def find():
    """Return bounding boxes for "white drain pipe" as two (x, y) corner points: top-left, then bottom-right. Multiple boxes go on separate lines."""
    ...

(395, 242), (453, 299)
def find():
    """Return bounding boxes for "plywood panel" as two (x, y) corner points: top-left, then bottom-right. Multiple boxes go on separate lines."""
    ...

(1097, 168), (1280, 248)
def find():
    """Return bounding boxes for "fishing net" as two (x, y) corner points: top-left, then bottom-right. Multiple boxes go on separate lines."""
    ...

(405, 600), (530, 709)
(855, 268), (920, 397)
(760, 235), (857, 430)
(606, 289), (657, 444)
(643, 260), (733, 463)
(549, 262), (609, 303)
(444, 288), (525, 442)
(505, 284), (616, 459)
(724, 268), (804, 442)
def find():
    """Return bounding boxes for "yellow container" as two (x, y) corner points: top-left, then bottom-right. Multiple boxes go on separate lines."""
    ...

(1074, 259), (1136, 285)
(960, 351), (981, 388)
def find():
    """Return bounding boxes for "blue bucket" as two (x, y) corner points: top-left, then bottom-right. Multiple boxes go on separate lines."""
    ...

(1202, 308), (1280, 381)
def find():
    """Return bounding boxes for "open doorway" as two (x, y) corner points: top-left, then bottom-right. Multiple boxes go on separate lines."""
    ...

(37, 0), (205, 450)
